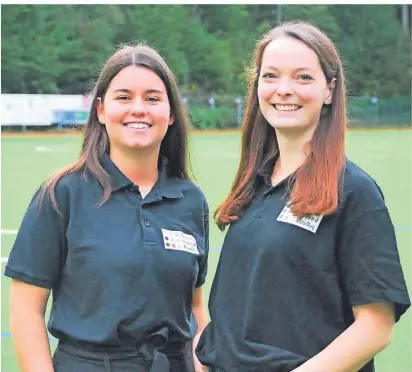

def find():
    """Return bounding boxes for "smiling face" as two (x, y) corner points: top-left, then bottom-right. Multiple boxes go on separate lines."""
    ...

(97, 65), (174, 156)
(257, 37), (334, 135)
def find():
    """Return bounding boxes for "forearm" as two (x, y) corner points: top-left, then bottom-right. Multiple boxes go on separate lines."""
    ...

(11, 311), (54, 372)
(293, 318), (392, 372)
(192, 287), (208, 336)
(192, 288), (209, 371)
(193, 304), (208, 336)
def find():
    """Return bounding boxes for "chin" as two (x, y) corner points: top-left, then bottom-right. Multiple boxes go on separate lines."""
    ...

(269, 121), (315, 133)
(268, 120), (300, 129)
(124, 142), (147, 150)
(129, 141), (160, 152)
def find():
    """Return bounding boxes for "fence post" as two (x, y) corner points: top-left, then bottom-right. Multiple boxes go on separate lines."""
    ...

(208, 97), (215, 110)
(371, 97), (379, 127)
(235, 97), (242, 127)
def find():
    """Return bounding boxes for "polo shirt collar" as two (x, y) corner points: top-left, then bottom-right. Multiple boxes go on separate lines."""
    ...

(156, 157), (184, 199)
(257, 151), (298, 190)
(257, 152), (279, 186)
(101, 154), (133, 192)
(101, 154), (183, 199)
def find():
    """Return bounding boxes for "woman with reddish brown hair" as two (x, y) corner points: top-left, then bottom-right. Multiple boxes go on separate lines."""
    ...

(195, 21), (410, 372)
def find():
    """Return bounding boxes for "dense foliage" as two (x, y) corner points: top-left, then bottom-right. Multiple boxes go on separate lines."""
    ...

(2, 5), (410, 100)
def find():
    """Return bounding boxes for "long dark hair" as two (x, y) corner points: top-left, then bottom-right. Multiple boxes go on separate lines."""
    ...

(216, 21), (347, 229)
(41, 43), (191, 211)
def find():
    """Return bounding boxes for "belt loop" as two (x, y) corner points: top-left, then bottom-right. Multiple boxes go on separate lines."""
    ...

(103, 354), (112, 372)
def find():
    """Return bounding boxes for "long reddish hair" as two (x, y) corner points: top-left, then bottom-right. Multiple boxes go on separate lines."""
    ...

(216, 21), (347, 229)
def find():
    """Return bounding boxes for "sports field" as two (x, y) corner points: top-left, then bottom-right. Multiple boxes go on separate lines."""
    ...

(1, 130), (411, 371)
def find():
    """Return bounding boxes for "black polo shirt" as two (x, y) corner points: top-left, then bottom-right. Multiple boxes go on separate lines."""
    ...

(5, 154), (209, 346)
(196, 156), (410, 372)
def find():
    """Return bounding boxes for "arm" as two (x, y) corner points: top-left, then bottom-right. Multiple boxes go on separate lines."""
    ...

(10, 280), (54, 372)
(292, 302), (394, 372)
(192, 287), (209, 372)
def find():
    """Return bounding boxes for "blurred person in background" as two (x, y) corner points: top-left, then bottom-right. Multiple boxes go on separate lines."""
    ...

(196, 21), (410, 372)
(5, 44), (209, 372)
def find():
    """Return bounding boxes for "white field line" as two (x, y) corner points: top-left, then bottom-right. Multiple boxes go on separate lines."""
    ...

(35, 146), (53, 152)
(1, 230), (16, 263)
(196, 153), (239, 158)
(1, 230), (17, 235)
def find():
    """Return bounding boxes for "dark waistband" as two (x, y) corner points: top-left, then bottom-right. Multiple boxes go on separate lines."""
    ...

(59, 338), (188, 357)
(58, 336), (190, 372)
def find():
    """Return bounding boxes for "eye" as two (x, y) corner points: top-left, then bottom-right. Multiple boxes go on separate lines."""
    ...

(116, 95), (131, 100)
(146, 96), (160, 102)
(261, 72), (278, 79)
(297, 74), (313, 81)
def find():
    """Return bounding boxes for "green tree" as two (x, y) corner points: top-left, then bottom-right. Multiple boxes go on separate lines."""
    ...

(1, 5), (124, 94)
(330, 5), (411, 98)
(1, 4), (409, 99)
(2, 5), (66, 93)
(53, 5), (124, 94)
(281, 5), (341, 42)
(114, 5), (188, 85)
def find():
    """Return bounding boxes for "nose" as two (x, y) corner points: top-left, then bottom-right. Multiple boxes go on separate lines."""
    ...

(130, 98), (147, 115)
(276, 78), (293, 97)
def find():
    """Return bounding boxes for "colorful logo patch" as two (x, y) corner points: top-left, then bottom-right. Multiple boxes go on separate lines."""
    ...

(161, 229), (199, 255)
(277, 205), (323, 233)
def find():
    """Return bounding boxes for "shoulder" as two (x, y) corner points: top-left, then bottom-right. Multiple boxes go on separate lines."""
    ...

(183, 179), (207, 200)
(168, 177), (209, 214)
(48, 170), (87, 196)
(173, 177), (207, 200)
(38, 169), (94, 209)
(342, 159), (385, 200)
(339, 159), (386, 222)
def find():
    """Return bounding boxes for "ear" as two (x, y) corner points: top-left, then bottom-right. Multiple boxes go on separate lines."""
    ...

(325, 78), (336, 105)
(96, 97), (106, 125)
(168, 113), (175, 126)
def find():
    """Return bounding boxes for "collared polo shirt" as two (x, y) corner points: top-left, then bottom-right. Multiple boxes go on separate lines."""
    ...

(196, 156), (410, 372)
(5, 154), (209, 346)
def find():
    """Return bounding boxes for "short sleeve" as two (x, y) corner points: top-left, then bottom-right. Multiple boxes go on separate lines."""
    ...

(195, 199), (209, 288)
(337, 208), (410, 322)
(4, 183), (69, 289)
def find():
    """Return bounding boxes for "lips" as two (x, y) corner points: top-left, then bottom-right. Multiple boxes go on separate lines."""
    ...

(272, 104), (302, 111)
(124, 122), (152, 129)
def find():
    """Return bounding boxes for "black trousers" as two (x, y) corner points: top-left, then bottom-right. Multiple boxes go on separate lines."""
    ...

(53, 340), (196, 372)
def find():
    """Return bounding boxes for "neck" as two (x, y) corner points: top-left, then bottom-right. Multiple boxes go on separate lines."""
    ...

(272, 126), (316, 184)
(110, 147), (160, 188)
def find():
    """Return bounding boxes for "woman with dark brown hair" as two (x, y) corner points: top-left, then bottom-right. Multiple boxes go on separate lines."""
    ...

(195, 21), (410, 372)
(6, 44), (209, 372)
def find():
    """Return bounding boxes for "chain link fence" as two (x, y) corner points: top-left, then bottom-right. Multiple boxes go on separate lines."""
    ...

(185, 95), (411, 130)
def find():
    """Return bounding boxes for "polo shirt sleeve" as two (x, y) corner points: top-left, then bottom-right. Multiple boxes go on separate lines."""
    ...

(337, 180), (410, 322)
(4, 182), (69, 289)
(195, 199), (209, 288)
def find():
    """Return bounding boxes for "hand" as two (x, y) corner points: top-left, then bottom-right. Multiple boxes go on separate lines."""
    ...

(194, 354), (208, 372)
(193, 332), (208, 372)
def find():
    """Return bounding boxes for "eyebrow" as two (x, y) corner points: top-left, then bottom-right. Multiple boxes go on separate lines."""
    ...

(263, 66), (316, 73)
(112, 88), (165, 94)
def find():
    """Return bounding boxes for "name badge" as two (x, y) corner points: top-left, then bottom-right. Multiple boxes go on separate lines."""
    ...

(161, 229), (199, 255)
(277, 205), (323, 233)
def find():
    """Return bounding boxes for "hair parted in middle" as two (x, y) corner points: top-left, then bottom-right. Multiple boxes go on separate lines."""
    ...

(41, 43), (192, 212)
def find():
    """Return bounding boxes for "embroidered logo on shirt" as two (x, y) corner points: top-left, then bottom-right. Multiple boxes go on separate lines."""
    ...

(277, 205), (323, 233)
(161, 229), (199, 255)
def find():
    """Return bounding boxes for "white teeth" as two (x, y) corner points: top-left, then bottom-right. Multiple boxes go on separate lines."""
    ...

(126, 123), (150, 129)
(275, 104), (300, 111)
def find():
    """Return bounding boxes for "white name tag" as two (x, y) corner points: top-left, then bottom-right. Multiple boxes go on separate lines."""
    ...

(277, 205), (323, 233)
(161, 229), (199, 255)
